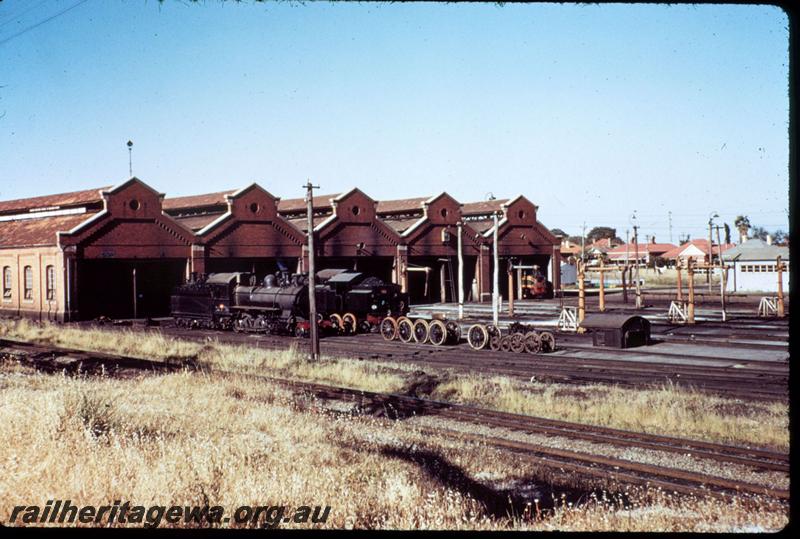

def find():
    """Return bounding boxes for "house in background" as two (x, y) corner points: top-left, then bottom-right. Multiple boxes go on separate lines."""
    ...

(722, 239), (789, 293)
(661, 239), (735, 267)
(605, 238), (676, 266)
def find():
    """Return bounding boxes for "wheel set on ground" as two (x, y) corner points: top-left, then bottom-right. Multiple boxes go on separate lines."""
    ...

(381, 316), (460, 346)
(380, 316), (553, 353)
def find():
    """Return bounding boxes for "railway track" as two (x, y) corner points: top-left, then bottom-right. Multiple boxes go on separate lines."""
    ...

(0, 337), (788, 502)
(143, 325), (788, 402)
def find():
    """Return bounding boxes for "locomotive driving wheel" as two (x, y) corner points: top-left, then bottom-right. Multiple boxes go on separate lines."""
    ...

(412, 319), (430, 344)
(509, 333), (526, 353)
(428, 320), (447, 346)
(342, 313), (357, 334)
(524, 331), (541, 354)
(445, 321), (461, 343)
(234, 314), (252, 333)
(380, 317), (398, 341)
(489, 334), (502, 352)
(499, 335), (512, 352)
(329, 313), (345, 334)
(467, 324), (489, 350)
(539, 331), (556, 353)
(397, 317), (414, 343)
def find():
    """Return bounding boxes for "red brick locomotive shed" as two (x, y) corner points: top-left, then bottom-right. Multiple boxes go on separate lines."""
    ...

(1, 178), (561, 322)
(0, 178), (195, 321)
(462, 195), (561, 300)
(377, 193), (484, 304)
(164, 184), (305, 277)
(278, 188), (402, 284)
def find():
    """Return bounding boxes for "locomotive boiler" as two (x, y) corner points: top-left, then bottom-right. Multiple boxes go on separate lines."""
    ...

(170, 269), (408, 336)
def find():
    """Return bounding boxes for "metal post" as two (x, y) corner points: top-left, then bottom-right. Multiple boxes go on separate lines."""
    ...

(676, 259), (683, 302)
(598, 260), (605, 312)
(305, 180), (320, 361)
(715, 225), (726, 321)
(633, 225), (642, 309)
(687, 259), (695, 324)
(621, 264), (628, 303)
(720, 262), (727, 322)
(132, 267), (138, 320)
(457, 222), (464, 320)
(507, 262), (514, 316)
(492, 211), (499, 326)
(777, 256), (785, 317)
(578, 261), (586, 324)
(707, 212), (718, 289)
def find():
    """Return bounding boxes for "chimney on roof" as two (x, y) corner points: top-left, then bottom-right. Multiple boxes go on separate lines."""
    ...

(651, 236), (656, 244)
(766, 234), (772, 245)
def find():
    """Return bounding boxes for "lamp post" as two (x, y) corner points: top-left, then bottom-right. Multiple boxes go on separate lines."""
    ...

(707, 211), (718, 290)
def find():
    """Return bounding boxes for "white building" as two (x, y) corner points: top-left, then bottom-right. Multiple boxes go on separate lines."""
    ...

(560, 262), (577, 285)
(722, 239), (789, 293)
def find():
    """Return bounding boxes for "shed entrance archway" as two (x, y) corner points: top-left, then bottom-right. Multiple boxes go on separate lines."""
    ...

(76, 259), (186, 320)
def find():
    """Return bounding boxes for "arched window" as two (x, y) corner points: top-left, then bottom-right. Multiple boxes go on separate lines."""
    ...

(46, 265), (56, 301)
(23, 266), (33, 300)
(2, 267), (10, 299)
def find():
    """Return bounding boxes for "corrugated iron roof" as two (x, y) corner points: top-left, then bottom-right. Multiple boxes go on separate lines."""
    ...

(0, 212), (99, 248)
(278, 194), (340, 213)
(162, 190), (236, 211)
(461, 199), (508, 216)
(0, 186), (109, 215)
(722, 239), (789, 261)
(173, 213), (227, 232)
(375, 197), (430, 215)
(382, 217), (423, 234)
(285, 215), (331, 232)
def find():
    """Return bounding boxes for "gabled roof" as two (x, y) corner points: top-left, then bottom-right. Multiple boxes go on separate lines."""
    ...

(661, 239), (734, 259)
(722, 239), (789, 261)
(0, 186), (109, 216)
(607, 242), (677, 257)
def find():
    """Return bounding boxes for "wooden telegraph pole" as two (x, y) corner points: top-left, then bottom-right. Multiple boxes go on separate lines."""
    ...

(305, 180), (321, 361)
(577, 261), (586, 325)
(777, 255), (785, 318)
(633, 225), (642, 309)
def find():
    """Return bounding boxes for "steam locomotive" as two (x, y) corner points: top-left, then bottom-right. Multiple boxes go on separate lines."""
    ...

(170, 269), (409, 336)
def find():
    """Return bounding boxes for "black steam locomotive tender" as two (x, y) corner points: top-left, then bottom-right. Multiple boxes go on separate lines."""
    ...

(170, 269), (409, 337)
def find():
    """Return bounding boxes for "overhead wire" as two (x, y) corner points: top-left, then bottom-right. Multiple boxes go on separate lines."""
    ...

(0, 0), (90, 47)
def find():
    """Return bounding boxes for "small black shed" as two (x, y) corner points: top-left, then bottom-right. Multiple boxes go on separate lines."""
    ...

(579, 314), (651, 348)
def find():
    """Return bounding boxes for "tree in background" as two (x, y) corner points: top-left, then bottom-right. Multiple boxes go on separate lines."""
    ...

(550, 228), (568, 239)
(586, 226), (617, 243)
(734, 215), (751, 242)
(724, 223), (731, 245)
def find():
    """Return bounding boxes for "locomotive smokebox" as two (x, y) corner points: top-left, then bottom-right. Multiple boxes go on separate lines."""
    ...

(579, 314), (651, 349)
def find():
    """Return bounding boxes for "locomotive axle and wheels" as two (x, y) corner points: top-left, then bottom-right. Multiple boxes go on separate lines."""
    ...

(380, 316), (556, 353)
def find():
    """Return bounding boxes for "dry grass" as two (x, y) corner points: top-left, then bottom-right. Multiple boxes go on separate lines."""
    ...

(0, 318), (788, 451)
(430, 375), (788, 450)
(0, 368), (788, 530)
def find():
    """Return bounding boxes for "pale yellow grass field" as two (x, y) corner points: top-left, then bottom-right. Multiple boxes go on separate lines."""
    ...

(0, 318), (788, 450)
(0, 368), (788, 531)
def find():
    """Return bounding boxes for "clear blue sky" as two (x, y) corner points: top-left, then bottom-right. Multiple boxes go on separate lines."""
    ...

(0, 0), (790, 242)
